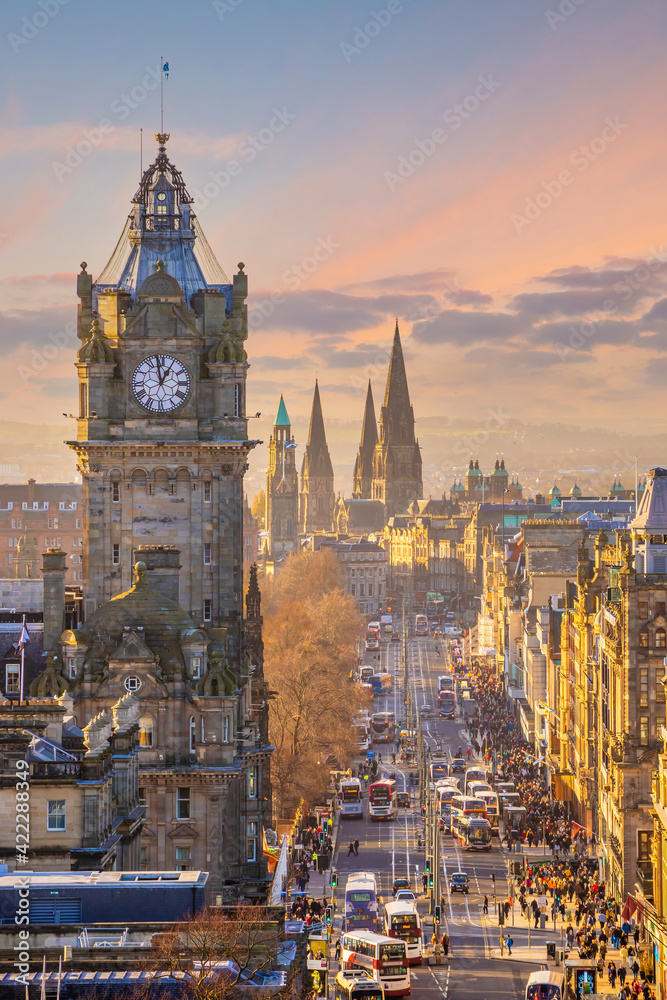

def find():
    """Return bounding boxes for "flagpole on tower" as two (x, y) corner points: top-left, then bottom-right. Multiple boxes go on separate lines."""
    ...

(160, 54), (164, 134)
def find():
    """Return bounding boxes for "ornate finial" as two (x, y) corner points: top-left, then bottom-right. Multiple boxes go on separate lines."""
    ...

(134, 560), (147, 586)
(80, 262), (88, 273)
(237, 262), (245, 273)
(155, 260), (165, 273)
(155, 132), (170, 147)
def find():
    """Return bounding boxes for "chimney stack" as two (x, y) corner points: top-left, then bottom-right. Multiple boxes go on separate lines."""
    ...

(135, 545), (181, 604)
(41, 547), (67, 653)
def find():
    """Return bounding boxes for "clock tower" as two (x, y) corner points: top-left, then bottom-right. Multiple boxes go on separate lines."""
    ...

(70, 134), (255, 653)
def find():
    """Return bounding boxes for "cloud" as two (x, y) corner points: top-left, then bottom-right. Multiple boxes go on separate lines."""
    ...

(253, 354), (314, 371)
(342, 269), (457, 294)
(412, 309), (527, 345)
(512, 288), (639, 318)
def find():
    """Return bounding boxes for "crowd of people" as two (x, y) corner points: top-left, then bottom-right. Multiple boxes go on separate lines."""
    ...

(468, 664), (656, 999)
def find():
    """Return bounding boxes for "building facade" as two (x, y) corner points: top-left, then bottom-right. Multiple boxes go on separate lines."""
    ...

(0, 481), (82, 584)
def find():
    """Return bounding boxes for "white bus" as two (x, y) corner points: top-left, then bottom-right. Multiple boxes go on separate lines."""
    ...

(525, 971), (564, 1000)
(383, 900), (422, 965)
(342, 931), (410, 997)
(334, 970), (385, 1000)
(453, 815), (492, 851)
(345, 874), (379, 933)
(415, 614), (428, 636)
(340, 777), (364, 817)
(464, 766), (489, 794)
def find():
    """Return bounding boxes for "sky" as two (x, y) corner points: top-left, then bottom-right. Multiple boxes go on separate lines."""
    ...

(1, 0), (666, 492)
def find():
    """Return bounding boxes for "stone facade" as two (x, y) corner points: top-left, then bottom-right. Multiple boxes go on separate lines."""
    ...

(0, 481), (82, 584)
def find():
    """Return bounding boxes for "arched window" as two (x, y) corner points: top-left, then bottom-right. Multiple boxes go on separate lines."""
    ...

(189, 716), (196, 753)
(139, 716), (153, 747)
(656, 628), (666, 649)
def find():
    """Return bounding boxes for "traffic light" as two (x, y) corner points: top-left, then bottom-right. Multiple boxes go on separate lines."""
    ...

(434, 905), (441, 922)
(429, 874), (434, 888)
(425, 858), (430, 873)
(498, 903), (504, 926)
(491, 872), (496, 883)
(325, 906), (332, 924)
(331, 870), (337, 888)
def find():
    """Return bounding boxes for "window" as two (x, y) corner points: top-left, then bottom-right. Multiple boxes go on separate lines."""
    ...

(248, 766), (257, 799)
(140, 847), (148, 872)
(175, 846), (191, 871)
(247, 821), (258, 861)
(223, 716), (229, 743)
(359, 584), (365, 597)
(11, 519), (21, 529)
(658, 678), (666, 703)
(640, 668), (649, 707)
(71, 502), (77, 510)
(657, 628), (666, 649)
(350, 585), (356, 597)
(58, 502), (65, 511)
(47, 800), (66, 831)
(43, 502), (49, 511)
(191, 657), (201, 680)
(80, 382), (87, 418)
(5, 664), (19, 695)
(639, 602), (649, 619)
(234, 383), (240, 418)
(189, 716), (196, 753)
(203, 481), (211, 503)
(639, 631), (648, 649)
(657, 601), (666, 617)
(655, 556), (667, 574)
(75, 518), (81, 529)
(112, 544), (120, 566)
(138, 787), (147, 806)
(112, 482), (120, 503)
(203, 599), (212, 622)
(139, 716), (153, 747)
(67, 658), (76, 680)
(368, 584), (373, 597)
(638, 831), (653, 862)
(640, 717), (649, 745)
(176, 787), (191, 819)
(124, 675), (141, 692)
(203, 543), (211, 566)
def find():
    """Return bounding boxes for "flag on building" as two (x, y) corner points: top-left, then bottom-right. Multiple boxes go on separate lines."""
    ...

(17, 616), (30, 651)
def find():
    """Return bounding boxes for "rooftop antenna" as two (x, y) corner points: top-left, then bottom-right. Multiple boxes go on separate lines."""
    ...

(140, 127), (143, 179)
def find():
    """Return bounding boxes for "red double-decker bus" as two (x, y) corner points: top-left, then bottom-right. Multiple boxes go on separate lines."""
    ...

(368, 779), (397, 821)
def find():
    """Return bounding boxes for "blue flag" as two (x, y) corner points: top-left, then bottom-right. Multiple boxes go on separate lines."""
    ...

(163, 62), (169, 79)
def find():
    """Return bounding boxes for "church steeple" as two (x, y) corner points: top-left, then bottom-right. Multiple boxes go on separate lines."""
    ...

(371, 321), (422, 516)
(352, 380), (378, 499)
(299, 381), (335, 533)
(266, 395), (298, 558)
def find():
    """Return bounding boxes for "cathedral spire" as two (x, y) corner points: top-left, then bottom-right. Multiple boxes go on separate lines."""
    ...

(299, 381), (335, 533)
(383, 320), (410, 409)
(370, 320), (422, 516)
(353, 380), (378, 499)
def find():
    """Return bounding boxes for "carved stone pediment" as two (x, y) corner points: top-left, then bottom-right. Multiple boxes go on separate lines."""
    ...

(109, 630), (156, 665)
(168, 823), (199, 839)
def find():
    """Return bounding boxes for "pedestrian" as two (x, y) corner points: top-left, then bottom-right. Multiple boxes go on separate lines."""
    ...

(335, 939), (341, 962)
(347, 841), (355, 856)
(619, 967), (627, 987)
(354, 839), (359, 856)
(483, 894), (489, 914)
(632, 960), (640, 981)
(441, 931), (450, 956)
(422, 873), (428, 894)
(506, 934), (513, 956)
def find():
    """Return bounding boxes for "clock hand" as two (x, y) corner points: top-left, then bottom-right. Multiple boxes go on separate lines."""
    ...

(156, 357), (165, 385)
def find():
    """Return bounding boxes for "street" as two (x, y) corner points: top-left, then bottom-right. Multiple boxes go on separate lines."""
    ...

(331, 632), (541, 1000)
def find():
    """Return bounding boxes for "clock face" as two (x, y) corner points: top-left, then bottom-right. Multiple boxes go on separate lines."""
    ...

(132, 355), (190, 413)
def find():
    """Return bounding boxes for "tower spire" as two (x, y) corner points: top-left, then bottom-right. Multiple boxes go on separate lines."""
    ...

(299, 381), (335, 533)
(353, 380), (378, 499)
